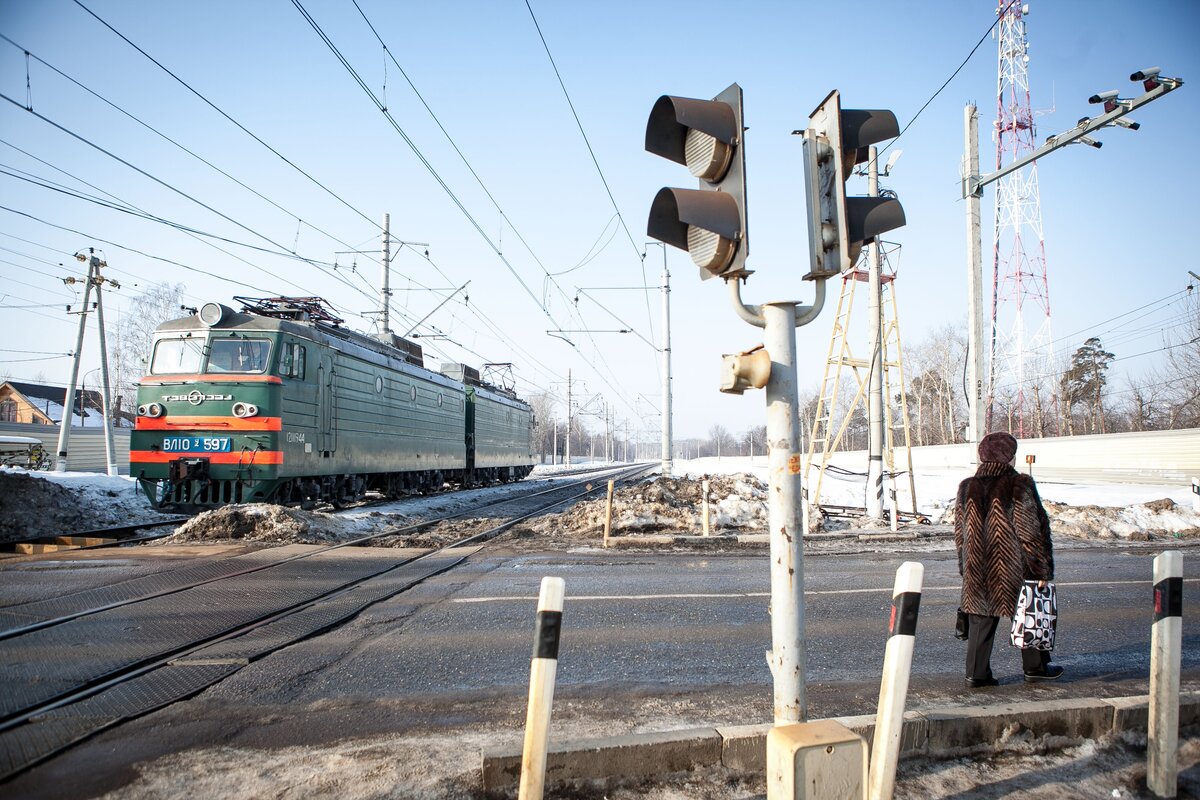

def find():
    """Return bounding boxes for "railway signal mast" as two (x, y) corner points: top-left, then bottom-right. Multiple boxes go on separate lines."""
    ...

(645, 84), (905, 735)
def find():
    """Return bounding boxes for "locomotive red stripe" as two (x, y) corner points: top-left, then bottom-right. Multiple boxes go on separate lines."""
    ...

(140, 374), (283, 384)
(130, 451), (284, 464)
(135, 416), (282, 431)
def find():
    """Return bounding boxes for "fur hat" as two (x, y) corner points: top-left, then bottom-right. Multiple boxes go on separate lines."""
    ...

(978, 431), (1018, 464)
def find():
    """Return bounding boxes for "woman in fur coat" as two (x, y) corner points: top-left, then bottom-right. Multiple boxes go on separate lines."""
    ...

(955, 431), (1063, 686)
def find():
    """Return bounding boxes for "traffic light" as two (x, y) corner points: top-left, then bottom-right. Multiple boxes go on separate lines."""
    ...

(645, 83), (748, 280)
(801, 90), (906, 279)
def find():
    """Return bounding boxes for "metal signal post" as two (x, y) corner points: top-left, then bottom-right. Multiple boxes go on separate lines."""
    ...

(645, 84), (905, 728)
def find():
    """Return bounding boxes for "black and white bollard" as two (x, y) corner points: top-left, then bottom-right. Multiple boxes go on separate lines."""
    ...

(1148, 551), (1182, 798)
(518, 577), (565, 800)
(702, 476), (712, 536)
(868, 561), (923, 800)
(603, 480), (615, 548)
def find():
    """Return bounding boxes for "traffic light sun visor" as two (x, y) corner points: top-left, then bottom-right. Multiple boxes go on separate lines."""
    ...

(647, 188), (742, 250)
(839, 109), (900, 165)
(645, 95), (739, 170)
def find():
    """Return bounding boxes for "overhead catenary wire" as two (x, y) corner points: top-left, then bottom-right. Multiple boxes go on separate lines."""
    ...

(289, 0), (570, 338)
(0, 93), (353, 291)
(0, 32), (391, 273)
(69, 0), (384, 235)
(523, 0), (657, 347)
(290, 0), (650, 421)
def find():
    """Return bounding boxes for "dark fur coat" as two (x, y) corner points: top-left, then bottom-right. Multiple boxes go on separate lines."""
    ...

(955, 462), (1054, 617)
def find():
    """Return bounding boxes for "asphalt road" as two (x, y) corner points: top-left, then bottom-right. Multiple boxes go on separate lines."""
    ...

(5, 542), (1197, 798)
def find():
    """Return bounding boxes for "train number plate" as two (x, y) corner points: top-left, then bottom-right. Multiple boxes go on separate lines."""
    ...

(162, 436), (231, 453)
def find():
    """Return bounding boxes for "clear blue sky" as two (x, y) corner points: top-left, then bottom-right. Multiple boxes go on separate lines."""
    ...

(1, 0), (1197, 440)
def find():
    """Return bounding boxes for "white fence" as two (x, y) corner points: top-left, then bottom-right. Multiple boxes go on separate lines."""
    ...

(0, 422), (131, 475)
(823, 428), (1200, 486)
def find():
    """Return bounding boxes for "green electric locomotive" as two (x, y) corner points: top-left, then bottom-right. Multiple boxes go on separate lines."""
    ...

(131, 297), (534, 508)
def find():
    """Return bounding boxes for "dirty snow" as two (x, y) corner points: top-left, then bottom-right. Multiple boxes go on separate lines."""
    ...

(4, 460), (1199, 798)
(3, 459), (1200, 548)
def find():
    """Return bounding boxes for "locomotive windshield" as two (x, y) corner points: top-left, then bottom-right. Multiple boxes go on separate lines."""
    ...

(207, 338), (271, 374)
(150, 337), (204, 375)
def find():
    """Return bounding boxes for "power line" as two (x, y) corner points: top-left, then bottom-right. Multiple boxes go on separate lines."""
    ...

(0, 204), (272, 294)
(289, 0), (568, 337)
(523, 0), (656, 343)
(0, 32), (384, 272)
(69, 0), (383, 234)
(877, 0), (1018, 162)
(0, 93), (343, 287)
(0, 151), (391, 316)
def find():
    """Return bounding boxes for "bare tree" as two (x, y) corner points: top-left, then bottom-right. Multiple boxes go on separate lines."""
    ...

(743, 424), (767, 458)
(109, 283), (185, 417)
(707, 423), (734, 458)
(525, 391), (556, 462)
(1159, 287), (1200, 429)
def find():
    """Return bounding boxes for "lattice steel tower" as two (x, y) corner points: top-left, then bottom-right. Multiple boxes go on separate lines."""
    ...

(988, 0), (1055, 436)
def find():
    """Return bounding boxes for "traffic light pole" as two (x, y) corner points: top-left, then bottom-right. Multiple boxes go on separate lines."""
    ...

(728, 276), (828, 724)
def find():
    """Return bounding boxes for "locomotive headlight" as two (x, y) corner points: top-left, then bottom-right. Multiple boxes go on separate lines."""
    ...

(232, 402), (258, 418)
(142, 403), (164, 418)
(199, 302), (231, 327)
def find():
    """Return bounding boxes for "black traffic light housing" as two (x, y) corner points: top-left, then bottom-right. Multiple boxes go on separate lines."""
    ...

(802, 90), (906, 279)
(646, 83), (748, 280)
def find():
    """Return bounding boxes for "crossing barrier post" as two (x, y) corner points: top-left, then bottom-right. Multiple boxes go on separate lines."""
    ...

(1148, 551), (1182, 798)
(518, 577), (565, 800)
(868, 561), (923, 800)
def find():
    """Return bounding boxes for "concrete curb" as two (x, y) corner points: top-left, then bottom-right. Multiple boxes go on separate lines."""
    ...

(481, 691), (1200, 790)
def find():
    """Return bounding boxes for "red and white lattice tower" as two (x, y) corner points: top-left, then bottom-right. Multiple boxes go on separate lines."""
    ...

(987, 0), (1055, 436)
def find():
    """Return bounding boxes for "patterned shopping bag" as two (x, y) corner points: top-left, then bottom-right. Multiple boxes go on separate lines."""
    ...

(1010, 580), (1057, 651)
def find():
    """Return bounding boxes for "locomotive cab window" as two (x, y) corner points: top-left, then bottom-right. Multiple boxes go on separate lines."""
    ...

(150, 337), (204, 375)
(280, 343), (306, 380)
(207, 338), (271, 374)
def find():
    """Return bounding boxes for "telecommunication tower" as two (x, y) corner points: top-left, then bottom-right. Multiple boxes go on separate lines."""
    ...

(988, 0), (1056, 435)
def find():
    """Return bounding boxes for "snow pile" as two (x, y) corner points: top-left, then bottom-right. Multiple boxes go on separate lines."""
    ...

(1044, 499), (1200, 541)
(2, 461), (1199, 549)
(521, 473), (769, 544)
(0, 467), (176, 543)
(170, 505), (369, 545)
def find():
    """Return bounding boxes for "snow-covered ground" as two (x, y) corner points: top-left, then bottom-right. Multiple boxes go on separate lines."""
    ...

(2, 458), (1198, 544)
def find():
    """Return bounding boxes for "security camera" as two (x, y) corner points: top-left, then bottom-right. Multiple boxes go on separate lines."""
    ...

(1074, 135), (1103, 149)
(1088, 89), (1119, 104)
(1112, 117), (1141, 131)
(1131, 67), (1161, 82)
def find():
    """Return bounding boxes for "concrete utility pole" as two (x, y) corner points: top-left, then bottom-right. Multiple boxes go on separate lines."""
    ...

(964, 105), (986, 445)
(380, 212), (392, 334)
(55, 249), (118, 475)
(866, 146), (885, 520)
(565, 370), (572, 466)
(660, 251), (673, 477)
(962, 69), (1183, 440)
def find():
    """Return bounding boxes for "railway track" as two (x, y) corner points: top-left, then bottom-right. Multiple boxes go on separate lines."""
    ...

(0, 462), (653, 782)
(0, 517), (189, 556)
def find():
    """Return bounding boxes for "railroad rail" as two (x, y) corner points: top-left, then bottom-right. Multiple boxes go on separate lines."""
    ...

(0, 517), (189, 556)
(0, 462), (654, 781)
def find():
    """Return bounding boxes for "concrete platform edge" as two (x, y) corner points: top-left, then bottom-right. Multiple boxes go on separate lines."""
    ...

(480, 691), (1200, 790)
